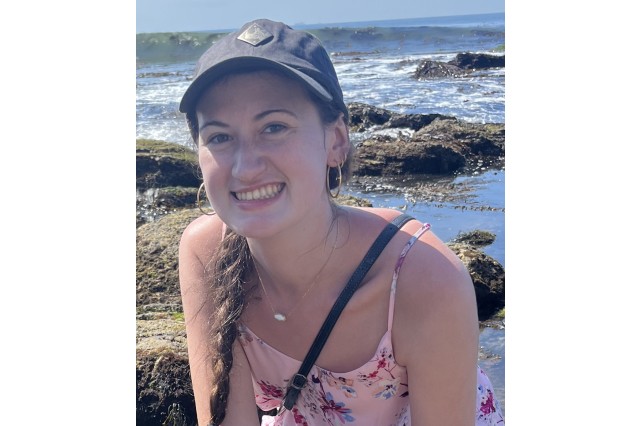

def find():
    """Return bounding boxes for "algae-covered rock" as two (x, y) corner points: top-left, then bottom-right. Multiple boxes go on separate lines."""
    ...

(136, 139), (200, 190)
(348, 102), (453, 133)
(137, 209), (201, 425)
(449, 230), (496, 248)
(136, 350), (196, 426)
(447, 52), (505, 70)
(137, 209), (202, 307)
(413, 53), (505, 80)
(447, 237), (505, 321)
(354, 139), (467, 175)
(347, 103), (504, 176)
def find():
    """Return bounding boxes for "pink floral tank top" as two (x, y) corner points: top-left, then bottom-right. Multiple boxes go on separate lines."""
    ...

(238, 223), (504, 425)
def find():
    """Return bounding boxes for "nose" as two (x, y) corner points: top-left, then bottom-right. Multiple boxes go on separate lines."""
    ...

(231, 140), (267, 182)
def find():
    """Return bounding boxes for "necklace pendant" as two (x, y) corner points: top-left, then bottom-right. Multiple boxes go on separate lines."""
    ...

(274, 313), (287, 322)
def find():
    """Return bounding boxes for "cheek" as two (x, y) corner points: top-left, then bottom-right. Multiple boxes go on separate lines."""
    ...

(198, 147), (222, 175)
(291, 155), (329, 194)
(197, 153), (230, 203)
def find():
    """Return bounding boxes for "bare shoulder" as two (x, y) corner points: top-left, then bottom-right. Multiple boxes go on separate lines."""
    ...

(179, 213), (226, 268)
(400, 225), (472, 297)
(347, 205), (406, 223)
(392, 223), (479, 365)
(178, 214), (226, 316)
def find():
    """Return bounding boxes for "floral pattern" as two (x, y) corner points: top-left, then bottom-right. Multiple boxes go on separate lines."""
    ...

(476, 369), (505, 425)
(243, 324), (504, 425)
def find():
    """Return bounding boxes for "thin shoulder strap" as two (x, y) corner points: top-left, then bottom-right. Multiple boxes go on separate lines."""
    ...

(280, 213), (414, 412)
(387, 222), (431, 331)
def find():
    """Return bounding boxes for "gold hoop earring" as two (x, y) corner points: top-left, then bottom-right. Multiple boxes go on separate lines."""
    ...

(197, 182), (216, 216)
(327, 162), (343, 199)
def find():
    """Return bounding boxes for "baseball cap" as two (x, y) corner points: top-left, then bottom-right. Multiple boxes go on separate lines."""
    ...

(179, 19), (348, 119)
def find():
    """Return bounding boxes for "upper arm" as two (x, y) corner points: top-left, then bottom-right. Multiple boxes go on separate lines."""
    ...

(393, 230), (479, 426)
(179, 217), (218, 425)
(178, 216), (258, 425)
(221, 341), (262, 425)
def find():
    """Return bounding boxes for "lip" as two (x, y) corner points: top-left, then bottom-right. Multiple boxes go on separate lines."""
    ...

(232, 183), (285, 202)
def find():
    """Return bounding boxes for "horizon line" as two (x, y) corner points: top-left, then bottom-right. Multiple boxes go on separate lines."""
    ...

(136, 11), (505, 35)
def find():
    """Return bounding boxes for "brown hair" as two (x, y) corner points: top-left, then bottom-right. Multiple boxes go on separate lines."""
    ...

(204, 230), (253, 425)
(188, 69), (352, 425)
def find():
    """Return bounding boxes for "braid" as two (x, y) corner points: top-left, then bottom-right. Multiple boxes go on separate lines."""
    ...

(207, 229), (254, 425)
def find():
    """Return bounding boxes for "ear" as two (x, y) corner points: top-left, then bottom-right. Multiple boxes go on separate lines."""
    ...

(325, 113), (350, 166)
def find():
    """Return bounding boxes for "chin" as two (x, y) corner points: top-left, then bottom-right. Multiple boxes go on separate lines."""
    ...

(223, 214), (289, 240)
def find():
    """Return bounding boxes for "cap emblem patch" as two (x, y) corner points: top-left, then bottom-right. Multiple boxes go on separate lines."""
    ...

(237, 23), (273, 46)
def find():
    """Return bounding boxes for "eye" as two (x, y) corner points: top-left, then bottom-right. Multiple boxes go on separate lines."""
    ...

(263, 123), (287, 134)
(205, 133), (232, 145)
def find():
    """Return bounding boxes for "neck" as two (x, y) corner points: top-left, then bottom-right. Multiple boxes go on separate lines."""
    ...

(248, 204), (344, 296)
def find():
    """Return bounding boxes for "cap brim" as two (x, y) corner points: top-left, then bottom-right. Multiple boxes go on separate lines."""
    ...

(179, 56), (333, 113)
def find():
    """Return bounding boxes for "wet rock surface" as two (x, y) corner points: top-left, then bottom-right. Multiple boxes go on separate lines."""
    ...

(136, 139), (201, 190)
(347, 103), (505, 178)
(414, 52), (505, 80)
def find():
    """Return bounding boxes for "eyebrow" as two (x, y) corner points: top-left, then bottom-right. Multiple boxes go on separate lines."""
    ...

(198, 108), (298, 133)
(198, 119), (228, 133)
(255, 108), (298, 121)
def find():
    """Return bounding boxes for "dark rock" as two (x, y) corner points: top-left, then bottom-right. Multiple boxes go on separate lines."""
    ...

(413, 119), (505, 168)
(151, 186), (200, 208)
(349, 107), (504, 176)
(348, 102), (393, 131)
(413, 53), (504, 80)
(137, 139), (200, 190)
(136, 139), (202, 226)
(387, 113), (451, 131)
(136, 351), (196, 426)
(354, 140), (466, 175)
(447, 241), (505, 321)
(448, 52), (505, 69)
(414, 60), (468, 79)
(348, 102), (453, 132)
(450, 230), (496, 248)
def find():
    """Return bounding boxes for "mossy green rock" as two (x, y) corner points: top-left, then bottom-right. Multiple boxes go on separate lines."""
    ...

(137, 209), (202, 307)
(136, 139), (200, 190)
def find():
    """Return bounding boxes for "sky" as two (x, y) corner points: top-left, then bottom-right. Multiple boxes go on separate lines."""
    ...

(136, 0), (505, 33)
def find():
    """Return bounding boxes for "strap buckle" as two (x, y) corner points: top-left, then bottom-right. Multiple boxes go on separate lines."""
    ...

(279, 373), (308, 411)
(290, 373), (308, 390)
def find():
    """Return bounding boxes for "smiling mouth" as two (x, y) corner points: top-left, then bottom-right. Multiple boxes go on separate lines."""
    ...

(233, 183), (284, 201)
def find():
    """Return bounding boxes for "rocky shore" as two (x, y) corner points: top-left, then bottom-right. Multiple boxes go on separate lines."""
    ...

(136, 100), (505, 425)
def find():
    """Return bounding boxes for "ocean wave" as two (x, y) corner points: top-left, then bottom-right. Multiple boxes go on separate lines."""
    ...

(137, 20), (504, 64)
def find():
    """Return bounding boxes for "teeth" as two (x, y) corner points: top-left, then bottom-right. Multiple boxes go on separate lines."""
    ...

(235, 184), (283, 201)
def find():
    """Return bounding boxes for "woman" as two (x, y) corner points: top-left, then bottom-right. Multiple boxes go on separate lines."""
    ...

(178, 19), (503, 426)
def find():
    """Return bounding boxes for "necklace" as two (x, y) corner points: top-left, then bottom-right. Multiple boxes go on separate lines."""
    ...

(255, 215), (339, 322)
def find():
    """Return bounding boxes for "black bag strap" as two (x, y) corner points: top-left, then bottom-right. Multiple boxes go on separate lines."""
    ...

(280, 213), (414, 412)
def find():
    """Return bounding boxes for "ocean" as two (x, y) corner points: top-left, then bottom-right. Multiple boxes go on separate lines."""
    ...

(136, 12), (506, 413)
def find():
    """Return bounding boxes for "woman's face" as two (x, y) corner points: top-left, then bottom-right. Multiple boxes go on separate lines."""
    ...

(195, 70), (346, 238)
